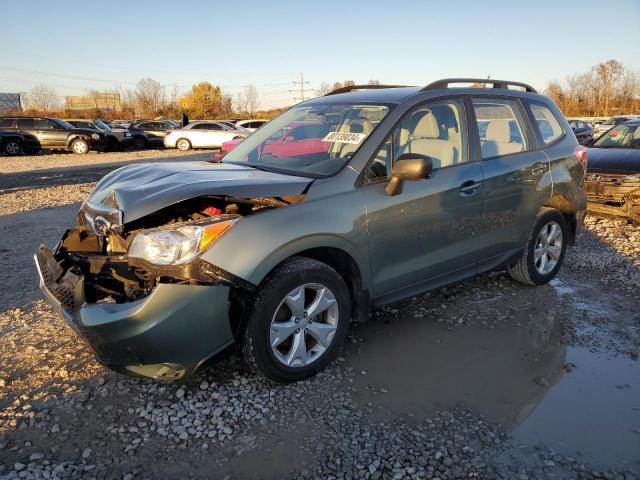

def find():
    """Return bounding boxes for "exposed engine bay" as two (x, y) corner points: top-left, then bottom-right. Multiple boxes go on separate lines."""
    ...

(56, 195), (303, 304)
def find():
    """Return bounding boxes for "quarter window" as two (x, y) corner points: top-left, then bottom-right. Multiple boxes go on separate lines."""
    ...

(472, 98), (528, 159)
(0, 118), (14, 128)
(530, 103), (564, 145)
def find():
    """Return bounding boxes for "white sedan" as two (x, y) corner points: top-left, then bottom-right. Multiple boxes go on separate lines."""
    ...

(164, 121), (248, 151)
(235, 119), (269, 132)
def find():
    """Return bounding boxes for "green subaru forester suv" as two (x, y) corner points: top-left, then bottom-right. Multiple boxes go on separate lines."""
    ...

(35, 79), (587, 382)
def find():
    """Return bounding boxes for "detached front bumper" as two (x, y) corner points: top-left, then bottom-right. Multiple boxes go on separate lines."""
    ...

(35, 245), (235, 379)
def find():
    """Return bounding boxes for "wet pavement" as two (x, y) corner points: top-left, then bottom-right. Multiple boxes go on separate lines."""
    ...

(345, 272), (640, 471)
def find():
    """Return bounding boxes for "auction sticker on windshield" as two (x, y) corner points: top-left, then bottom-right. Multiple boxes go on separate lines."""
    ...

(322, 132), (367, 144)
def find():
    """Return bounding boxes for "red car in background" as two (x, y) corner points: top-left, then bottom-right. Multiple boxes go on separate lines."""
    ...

(213, 121), (330, 162)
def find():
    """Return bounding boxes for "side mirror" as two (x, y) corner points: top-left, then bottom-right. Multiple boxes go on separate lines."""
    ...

(386, 153), (433, 196)
(284, 135), (295, 142)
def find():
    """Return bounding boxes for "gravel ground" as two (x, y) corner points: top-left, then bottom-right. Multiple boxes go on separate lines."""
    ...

(0, 155), (638, 479)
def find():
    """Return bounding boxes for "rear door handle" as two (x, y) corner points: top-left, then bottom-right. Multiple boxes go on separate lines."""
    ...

(531, 162), (547, 176)
(459, 180), (481, 196)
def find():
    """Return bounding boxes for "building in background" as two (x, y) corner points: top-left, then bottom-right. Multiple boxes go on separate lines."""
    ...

(0, 93), (22, 112)
(65, 91), (121, 111)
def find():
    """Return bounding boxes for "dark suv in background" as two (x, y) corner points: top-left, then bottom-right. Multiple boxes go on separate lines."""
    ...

(127, 120), (176, 149)
(0, 116), (106, 154)
(65, 118), (134, 151)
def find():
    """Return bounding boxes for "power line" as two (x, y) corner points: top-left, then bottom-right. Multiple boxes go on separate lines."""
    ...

(289, 72), (313, 102)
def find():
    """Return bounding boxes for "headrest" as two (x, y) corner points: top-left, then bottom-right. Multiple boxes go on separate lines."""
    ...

(486, 119), (511, 143)
(413, 112), (439, 138)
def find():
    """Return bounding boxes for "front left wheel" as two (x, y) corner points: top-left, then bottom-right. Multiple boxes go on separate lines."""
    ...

(3, 139), (22, 156)
(242, 257), (351, 383)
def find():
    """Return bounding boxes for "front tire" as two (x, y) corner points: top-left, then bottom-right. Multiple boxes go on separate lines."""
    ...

(71, 138), (89, 155)
(4, 139), (22, 156)
(242, 257), (351, 383)
(508, 207), (568, 285)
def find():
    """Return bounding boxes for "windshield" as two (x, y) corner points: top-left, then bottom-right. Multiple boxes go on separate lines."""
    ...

(52, 118), (75, 129)
(592, 123), (640, 148)
(222, 103), (390, 177)
(93, 119), (112, 131)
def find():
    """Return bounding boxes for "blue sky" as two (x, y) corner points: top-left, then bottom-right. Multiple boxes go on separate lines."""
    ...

(2, 0), (639, 108)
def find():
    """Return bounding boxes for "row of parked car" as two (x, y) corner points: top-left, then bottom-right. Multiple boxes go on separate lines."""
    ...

(567, 114), (640, 145)
(0, 116), (269, 155)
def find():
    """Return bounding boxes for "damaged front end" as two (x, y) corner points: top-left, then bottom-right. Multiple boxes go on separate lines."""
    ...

(585, 173), (640, 223)
(35, 193), (301, 379)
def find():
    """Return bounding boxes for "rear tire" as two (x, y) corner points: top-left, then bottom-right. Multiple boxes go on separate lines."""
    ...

(242, 257), (351, 383)
(71, 138), (89, 155)
(176, 138), (191, 151)
(133, 136), (147, 150)
(3, 139), (22, 156)
(508, 207), (568, 286)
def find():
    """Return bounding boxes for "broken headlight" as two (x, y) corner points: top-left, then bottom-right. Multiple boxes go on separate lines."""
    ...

(128, 216), (239, 266)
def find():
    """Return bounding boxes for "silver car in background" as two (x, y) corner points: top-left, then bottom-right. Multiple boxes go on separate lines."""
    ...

(164, 121), (250, 151)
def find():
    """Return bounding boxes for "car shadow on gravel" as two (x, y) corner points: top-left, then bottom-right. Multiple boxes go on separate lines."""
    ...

(0, 151), (214, 192)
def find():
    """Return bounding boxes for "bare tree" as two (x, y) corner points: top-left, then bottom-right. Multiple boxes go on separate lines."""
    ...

(545, 59), (639, 117)
(135, 78), (166, 117)
(316, 81), (333, 96)
(593, 59), (623, 116)
(367, 79), (381, 86)
(26, 84), (59, 112)
(241, 84), (259, 115)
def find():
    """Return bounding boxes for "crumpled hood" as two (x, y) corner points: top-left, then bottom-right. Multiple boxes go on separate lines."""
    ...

(586, 147), (640, 174)
(87, 161), (313, 223)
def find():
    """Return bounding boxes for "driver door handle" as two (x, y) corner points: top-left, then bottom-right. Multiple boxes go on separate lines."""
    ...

(459, 180), (481, 196)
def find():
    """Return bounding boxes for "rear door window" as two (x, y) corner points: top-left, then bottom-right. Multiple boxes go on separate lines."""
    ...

(529, 103), (564, 145)
(472, 98), (529, 159)
(16, 118), (35, 129)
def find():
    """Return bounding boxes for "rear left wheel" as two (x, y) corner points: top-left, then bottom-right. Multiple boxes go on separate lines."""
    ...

(71, 138), (89, 155)
(242, 257), (351, 383)
(176, 138), (191, 151)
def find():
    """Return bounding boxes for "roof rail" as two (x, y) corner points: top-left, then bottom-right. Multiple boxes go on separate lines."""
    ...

(421, 78), (537, 93)
(324, 84), (409, 96)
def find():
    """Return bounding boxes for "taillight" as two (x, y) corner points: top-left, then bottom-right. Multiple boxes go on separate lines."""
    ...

(574, 145), (587, 171)
(164, 131), (172, 136)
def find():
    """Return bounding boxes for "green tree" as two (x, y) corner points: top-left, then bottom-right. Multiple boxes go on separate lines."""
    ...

(189, 82), (224, 119)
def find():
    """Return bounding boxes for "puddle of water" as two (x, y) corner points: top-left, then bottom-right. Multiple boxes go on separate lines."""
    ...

(549, 278), (575, 296)
(511, 347), (640, 467)
(347, 313), (566, 428)
(346, 307), (640, 467)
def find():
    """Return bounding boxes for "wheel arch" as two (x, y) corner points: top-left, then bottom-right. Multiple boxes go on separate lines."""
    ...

(543, 195), (578, 245)
(66, 134), (90, 147)
(227, 240), (371, 341)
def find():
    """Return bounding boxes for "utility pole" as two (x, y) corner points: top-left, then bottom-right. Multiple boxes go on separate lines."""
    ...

(289, 72), (312, 102)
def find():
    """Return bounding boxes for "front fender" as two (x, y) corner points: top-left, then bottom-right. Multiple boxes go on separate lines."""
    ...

(200, 190), (371, 291)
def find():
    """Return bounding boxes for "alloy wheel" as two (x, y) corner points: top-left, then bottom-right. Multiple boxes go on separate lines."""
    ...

(5, 141), (21, 155)
(269, 283), (339, 368)
(73, 140), (88, 154)
(534, 220), (563, 275)
(177, 139), (190, 151)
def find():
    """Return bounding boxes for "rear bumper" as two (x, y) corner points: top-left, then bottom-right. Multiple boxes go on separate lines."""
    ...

(35, 246), (235, 379)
